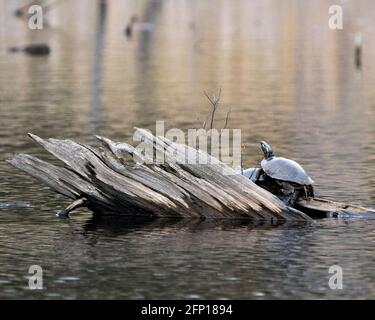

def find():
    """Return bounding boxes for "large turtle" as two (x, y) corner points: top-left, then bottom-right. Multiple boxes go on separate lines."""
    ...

(254, 141), (314, 206)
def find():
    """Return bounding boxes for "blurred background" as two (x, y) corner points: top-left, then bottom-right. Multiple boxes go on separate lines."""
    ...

(0, 0), (374, 299)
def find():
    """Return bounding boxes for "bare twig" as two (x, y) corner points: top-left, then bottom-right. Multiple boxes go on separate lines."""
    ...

(221, 107), (231, 132)
(204, 88), (221, 130)
(202, 112), (210, 129)
(198, 88), (230, 135)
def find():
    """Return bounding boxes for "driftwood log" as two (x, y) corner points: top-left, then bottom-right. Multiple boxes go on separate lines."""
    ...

(295, 197), (375, 218)
(7, 129), (313, 222)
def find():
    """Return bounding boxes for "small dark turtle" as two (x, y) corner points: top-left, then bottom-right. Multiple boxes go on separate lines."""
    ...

(258, 141), (314, 205)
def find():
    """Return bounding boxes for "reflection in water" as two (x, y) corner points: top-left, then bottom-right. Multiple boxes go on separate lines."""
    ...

(0, 212), (374, 299)
(89, 0), (107, 134)
(0, 0), (375, 299)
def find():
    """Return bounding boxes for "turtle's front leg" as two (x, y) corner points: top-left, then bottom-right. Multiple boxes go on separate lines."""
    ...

(279, 182), (299, 206)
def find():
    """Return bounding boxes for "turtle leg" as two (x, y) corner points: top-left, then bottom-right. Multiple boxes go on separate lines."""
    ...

(279, 182), (299, 206)
(308, 185), (315, 198)
(303, 185), (314, 198)
(303, 185), (308, 198)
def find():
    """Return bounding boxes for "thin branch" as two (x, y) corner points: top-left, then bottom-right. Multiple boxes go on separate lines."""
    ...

(204, 88), (221, 130)
(221, 107), (231, 133)
(203, 91), (215, 106)
(197, 88), (229, 133)
(202, 112), (210, 129)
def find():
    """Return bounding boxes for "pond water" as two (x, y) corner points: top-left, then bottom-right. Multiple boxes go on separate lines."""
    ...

(0, 0), (374, 299)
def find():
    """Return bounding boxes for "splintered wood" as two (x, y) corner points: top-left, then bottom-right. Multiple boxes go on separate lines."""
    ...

(7, 129), (312, 221)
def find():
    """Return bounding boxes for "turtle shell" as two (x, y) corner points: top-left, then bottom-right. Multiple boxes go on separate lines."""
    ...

(261, 157), (314, 185)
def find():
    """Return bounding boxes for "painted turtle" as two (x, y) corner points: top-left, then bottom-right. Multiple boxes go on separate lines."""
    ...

(243, 141), (315, 206)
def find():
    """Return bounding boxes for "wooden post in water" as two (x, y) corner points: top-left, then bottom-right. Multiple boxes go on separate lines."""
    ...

(354, 32), (362, 69)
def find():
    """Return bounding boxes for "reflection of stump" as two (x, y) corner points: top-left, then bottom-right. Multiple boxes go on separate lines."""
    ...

(355, 46), (362, 69)
(14, 8), (24, 17)
(354, 32), (362, 70)
(125, 24), (132, 37)
(124, 15), (139, 38)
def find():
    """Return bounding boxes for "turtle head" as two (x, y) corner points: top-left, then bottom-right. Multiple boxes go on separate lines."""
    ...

(260, 141), (274, 159)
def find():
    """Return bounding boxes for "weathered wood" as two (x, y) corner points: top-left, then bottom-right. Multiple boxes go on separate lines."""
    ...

(7, 130), (313, 222)
(296, 197), (375, 218)
(57, 198), (87, 217)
